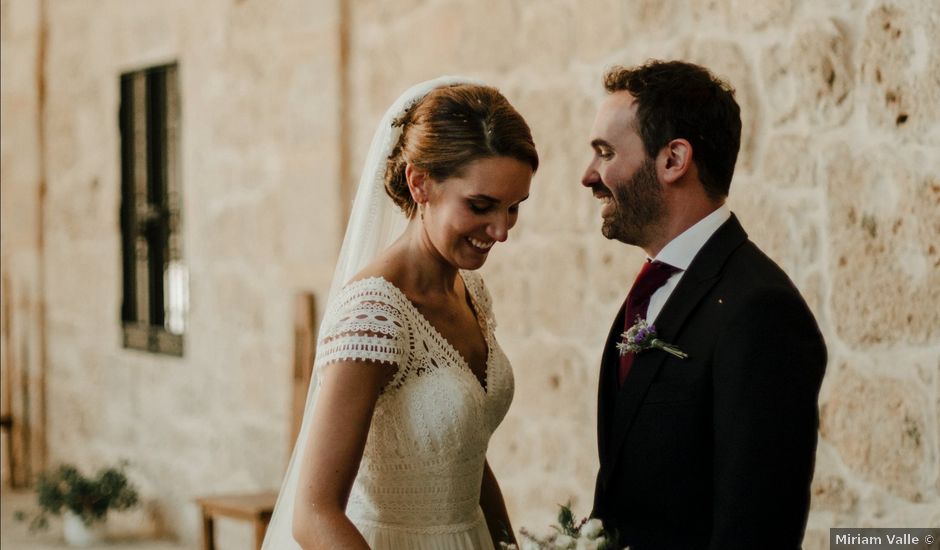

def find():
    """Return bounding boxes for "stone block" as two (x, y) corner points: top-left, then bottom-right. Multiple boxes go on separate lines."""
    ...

(482, 253), (535, 338)
(760, 133), (817, 189)
(519, 238), (593, 337)
(453, 0), (526, 72)
(726, 0), (793, 31)
(825, 144), (940, 347)
(687, 0), (726, 26)
(727, 180), (804, 273)
(820, 365), (931, 501)
(225, 0), (331, 40)
(811, 475), (858, 514)
(351, 0), (425, 23)
(620, 0), (686, 40)
(859, 1), (940, 138)
(570, 0), (627, 61)
(760, 18), (853, 127)
(503, 337), (595, 424)
(203, 192), (284, 265)
(515, 2), (575, 70)
(491, 417), (597, 536)
(524, 153), (595, 238)
(583, 237), (646, 313)
(1, 0), (41, 39)
(205, 270), (267, 333)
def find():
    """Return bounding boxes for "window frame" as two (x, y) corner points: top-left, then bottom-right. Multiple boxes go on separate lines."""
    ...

(118, 62), (185, 356)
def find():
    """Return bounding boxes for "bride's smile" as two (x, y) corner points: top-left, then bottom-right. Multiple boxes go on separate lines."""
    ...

(415, 155), (533, 271)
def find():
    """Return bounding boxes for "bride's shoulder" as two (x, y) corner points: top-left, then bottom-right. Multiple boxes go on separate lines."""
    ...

(333, 275), (407, 313)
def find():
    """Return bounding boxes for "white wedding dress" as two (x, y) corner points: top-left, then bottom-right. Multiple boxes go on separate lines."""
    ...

(314, 269), (513, 550)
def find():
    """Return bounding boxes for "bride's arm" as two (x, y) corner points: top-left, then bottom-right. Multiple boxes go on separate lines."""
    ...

(292, 359), (394, 550)
(479, 459), (517, 548)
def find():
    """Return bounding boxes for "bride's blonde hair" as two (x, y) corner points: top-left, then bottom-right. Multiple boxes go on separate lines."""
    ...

(384, 84), (539, 218)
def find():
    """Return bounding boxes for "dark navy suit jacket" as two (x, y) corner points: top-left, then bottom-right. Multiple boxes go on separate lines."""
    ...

(592, 215), (827, 550)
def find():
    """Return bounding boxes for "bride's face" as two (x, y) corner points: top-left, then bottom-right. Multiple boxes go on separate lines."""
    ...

(422, 156), (533, 270)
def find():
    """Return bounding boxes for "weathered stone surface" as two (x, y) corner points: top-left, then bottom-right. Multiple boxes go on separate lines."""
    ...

(760, 133), (818, 189)
(760, 18), (853, 127)
(728, 169), (826, 306)
(811, 475), (858, 514)
(514, 2), (575, 71)
(820, 365), (931, 501)
(570, 0), (627, 61)
(620, 0), (685, 40)
(726, 0), (793, 31)
(825, 144), (940, 347)
(859, 1), (940, 138)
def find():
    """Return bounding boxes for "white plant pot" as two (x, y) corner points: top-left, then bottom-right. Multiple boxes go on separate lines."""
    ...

(63, 511), (105, 547)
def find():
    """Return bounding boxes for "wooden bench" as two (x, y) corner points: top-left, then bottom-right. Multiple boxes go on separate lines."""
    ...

(195, 293), (316, 550)
(195, 492), (279, 550)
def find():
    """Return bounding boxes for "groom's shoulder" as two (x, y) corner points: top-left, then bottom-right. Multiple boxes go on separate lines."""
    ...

(720, 238), (802, 297)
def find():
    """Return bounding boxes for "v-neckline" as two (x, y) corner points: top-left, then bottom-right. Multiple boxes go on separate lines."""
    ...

(365, 273), (491, 394)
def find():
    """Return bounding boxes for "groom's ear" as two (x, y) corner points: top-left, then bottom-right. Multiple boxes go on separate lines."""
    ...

(405, 163), (430, 204)
(658, 139), (693, 186)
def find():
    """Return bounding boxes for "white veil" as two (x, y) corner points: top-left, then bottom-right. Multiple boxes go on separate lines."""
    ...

(262, 76), (482, 549)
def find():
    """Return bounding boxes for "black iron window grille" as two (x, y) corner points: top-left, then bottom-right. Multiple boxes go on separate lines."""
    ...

(119, 63), (186, 356)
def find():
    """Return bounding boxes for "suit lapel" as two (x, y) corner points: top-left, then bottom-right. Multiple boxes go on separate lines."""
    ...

(601, 215), (749, 486)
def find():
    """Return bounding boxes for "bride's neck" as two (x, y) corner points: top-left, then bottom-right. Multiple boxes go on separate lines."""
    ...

(390, 220), (460, 298)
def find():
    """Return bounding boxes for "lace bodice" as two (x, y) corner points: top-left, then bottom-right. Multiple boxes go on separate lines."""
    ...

(315, 270), (514, 531)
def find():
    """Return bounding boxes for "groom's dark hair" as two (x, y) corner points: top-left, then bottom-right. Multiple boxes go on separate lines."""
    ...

(604, 60), (741, 200)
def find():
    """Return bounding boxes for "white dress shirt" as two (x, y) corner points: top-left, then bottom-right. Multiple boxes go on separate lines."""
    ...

(646, 204), (732, 323)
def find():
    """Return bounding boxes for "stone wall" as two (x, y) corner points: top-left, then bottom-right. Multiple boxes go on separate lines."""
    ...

(2, 0), (346, 544)
(1, 0), (937, 547)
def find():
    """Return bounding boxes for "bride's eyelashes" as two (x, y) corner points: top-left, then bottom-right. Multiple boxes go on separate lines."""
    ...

(468, 200), (492, 214)
(467, 200), (523, 215)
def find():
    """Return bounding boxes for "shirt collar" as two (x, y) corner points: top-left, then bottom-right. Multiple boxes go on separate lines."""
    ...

(651, 204), (731, 270)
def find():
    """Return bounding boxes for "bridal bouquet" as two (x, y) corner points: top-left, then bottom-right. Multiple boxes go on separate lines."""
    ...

(500, 504), (626, 550)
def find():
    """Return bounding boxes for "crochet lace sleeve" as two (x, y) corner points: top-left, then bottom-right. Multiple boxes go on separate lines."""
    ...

(316, 282), (409, 369)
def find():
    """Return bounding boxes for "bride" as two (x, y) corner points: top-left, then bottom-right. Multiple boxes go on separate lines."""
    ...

(262, 77), (539, 549)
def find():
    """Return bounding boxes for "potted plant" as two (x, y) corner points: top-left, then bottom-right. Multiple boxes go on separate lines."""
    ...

(16, 462), (140, 546)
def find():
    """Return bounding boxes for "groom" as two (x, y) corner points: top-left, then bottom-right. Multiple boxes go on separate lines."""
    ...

(582, 60), (827, 550)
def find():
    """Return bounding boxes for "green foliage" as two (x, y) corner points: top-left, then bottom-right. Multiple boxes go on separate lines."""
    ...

(17, 462), (140, 531)
(556, 503), (578, 537)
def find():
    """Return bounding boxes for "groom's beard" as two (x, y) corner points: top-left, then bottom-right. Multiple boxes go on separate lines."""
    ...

(602, 158), (666, 247)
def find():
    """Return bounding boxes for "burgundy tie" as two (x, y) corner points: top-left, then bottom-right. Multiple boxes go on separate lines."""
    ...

(618, 260), (682, 386)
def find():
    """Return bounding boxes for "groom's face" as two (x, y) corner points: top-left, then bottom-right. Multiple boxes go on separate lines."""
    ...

(582, 92), (666, 247)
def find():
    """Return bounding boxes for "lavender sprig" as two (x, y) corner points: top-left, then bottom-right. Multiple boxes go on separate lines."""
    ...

(616, 316), (688, 359)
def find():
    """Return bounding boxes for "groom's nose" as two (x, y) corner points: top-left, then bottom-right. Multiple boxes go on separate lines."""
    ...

(582, 163), (601, 188)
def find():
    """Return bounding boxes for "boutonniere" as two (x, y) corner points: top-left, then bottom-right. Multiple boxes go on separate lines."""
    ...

(616, 316), (688, 359)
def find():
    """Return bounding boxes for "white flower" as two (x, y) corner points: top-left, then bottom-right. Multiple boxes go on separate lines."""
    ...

(554, 534), (576, 549)
(579, 518), (604, 540)
(521, 540), (542, 550)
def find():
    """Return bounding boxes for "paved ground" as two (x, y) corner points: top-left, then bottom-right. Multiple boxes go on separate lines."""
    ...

(1, 489), (185, 550)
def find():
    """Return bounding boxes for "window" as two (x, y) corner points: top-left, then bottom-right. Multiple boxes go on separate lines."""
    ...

(119, 63), (186, 356)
